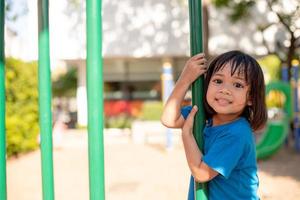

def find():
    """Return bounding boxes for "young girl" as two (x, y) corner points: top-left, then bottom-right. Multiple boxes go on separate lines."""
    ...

(161, 50), (267, 200)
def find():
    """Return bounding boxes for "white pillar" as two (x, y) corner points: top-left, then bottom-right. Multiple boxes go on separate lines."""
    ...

(161, 58), (175, 150)
(77, 62), (88, 126)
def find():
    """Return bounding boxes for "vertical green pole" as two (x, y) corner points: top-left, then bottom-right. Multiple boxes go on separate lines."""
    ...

(38, 0), (55, 199)
(188, 0), (208, 199)
(86, 0), (105, 199)
(0, 0), (7, 199)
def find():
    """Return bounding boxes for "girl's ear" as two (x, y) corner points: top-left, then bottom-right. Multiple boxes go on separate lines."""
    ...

(247, 100), (252, 106)
(246, 91), (252, 106)
(247, 94), (252, 106)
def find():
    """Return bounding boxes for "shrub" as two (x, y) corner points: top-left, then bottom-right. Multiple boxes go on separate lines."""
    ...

(5, 58), (39, 157)
(52, 67), (77, 97)
(138, 101), (163, 121)
(104, 114), (133, 129)
(258, 54), (281, 83)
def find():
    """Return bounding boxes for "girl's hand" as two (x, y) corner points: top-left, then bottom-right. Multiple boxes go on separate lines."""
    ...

(182, 105), (198, 135)
(179, 53), (207, 85)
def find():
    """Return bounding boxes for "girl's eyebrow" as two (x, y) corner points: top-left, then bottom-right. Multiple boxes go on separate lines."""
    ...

(232, 76), (246, 81)
(213, 73), (246, 81)
(213, 73), (223, 77)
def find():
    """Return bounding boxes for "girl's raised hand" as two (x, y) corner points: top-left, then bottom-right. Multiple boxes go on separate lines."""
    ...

(182, 105), (198, 135)
(179, 53), (207, 85)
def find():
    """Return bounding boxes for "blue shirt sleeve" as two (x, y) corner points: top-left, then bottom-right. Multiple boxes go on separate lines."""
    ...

(187, 175), (195, 200)
(181, 106), (192, 120)
(202, 131), (245, 179)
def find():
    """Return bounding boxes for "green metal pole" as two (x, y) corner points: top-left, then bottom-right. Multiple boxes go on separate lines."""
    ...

(38, 0), (55, 199)
(86, 0), (105, 199)
(188, 0), (208, 199)
(0, 0), (7, 199)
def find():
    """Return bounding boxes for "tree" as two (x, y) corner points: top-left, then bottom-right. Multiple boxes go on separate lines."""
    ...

(5, 58), (39, 157)
(212, 0), (300, 79)
(5, 0), (28, 35)
(52, 67), (77, 98)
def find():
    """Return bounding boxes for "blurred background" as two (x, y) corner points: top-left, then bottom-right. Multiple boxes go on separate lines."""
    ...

(4, 0), (300, 199)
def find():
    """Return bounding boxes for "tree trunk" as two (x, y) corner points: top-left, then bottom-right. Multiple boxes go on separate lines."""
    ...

(286, 31), (295, 79)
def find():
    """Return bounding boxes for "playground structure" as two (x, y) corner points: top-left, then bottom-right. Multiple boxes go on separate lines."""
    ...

(256, 61), (300, 160)
(0, 1), (300, 200)
(256, 81), (292, 159)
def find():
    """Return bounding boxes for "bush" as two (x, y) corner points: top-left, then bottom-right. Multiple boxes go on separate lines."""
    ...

(139, 101), (163, 121)
(105, 114), (133, 129)
(52, 67), (77, 97)
(258, 55), (281, 83)
(5, 58), (39, 157)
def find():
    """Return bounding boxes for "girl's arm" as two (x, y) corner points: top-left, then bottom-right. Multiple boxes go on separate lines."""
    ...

(161, 53), (207, 128)
(182, 105), (218, 183)
(160, 78), (190, 128)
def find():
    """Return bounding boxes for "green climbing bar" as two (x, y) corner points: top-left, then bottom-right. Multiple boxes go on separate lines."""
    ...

(86, 0), (105, 199)
(188, 0), (208, 199)
(0, 0), (7, 199)
(38, 0), (55, 199)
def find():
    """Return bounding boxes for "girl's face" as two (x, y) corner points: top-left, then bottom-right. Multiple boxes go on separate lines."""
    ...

(206, 63), (252, 124)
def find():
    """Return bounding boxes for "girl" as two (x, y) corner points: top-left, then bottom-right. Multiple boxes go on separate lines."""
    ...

(161, 50), (267, 200)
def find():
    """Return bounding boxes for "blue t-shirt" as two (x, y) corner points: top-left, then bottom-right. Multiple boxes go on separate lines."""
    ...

(181, 106), (259, 200)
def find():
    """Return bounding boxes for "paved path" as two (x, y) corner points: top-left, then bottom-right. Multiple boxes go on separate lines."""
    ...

(7, 129), (300, 200)
(8, 130), (189, 200)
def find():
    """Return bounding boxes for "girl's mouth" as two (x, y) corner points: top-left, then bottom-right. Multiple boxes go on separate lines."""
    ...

(215, 98), (233, 105)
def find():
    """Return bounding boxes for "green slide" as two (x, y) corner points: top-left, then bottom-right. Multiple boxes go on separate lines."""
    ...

(256, 81), (292, 160)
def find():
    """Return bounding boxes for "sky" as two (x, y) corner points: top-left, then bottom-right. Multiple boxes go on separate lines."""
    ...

(5, 0), (28, 36)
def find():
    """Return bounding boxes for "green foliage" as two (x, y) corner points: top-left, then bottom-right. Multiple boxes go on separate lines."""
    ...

(212, 0), (255, 22)
(104, 101), (163, 129)
(52, 67), (77, 97)
(139, 101), (163, 121)
(258, 55), (281, 83)
(5, 58), (39, 157)
(105, 114), (133, 129)
(212, 0), (299, 69)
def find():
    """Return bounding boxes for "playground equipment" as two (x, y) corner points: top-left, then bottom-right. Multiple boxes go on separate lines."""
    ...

(0, 0), (105, 199)
(0, 1), (6, 199)
(291, 61), (300, 151)
(256, 81), (292, 159)
(188, 0), (208, 199)
(257, 59), (300, 159)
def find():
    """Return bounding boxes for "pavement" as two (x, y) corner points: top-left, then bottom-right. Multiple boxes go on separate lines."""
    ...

(7, 128), (300, 200)
(7, 129), (190, 200)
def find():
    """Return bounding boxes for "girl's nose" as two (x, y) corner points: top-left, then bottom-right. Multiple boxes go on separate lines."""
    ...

(219, 88), (231, 95)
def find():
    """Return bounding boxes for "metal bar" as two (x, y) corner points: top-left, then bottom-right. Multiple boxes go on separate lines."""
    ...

(38, 0), (55, 199)
(291, 60), (300, 152)
(188, 0), (208, 199)
(86, 0), (105, 199)
(0, 0), (7, 199)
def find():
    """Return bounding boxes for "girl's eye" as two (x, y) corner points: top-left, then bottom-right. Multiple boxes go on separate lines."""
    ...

(213, 79), (222, 84)
(234, 82), (244, 88)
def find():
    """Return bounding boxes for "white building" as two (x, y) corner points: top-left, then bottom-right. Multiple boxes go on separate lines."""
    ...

(5, 0), (285, 126)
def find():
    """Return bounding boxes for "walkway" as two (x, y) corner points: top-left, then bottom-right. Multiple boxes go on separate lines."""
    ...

(7, 129), (300, 200)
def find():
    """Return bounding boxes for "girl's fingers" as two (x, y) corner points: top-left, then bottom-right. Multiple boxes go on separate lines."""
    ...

(185, 105), (198, 125)
(196, 63), (208, 71)
(195, 57), (206, 62)
(182, 106), (198, 134)
(195, 60), (207, 66)
(191, 53), (205, 60)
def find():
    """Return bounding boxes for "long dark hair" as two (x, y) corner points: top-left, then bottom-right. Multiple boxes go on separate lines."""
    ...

(203, 50), (267, 131)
